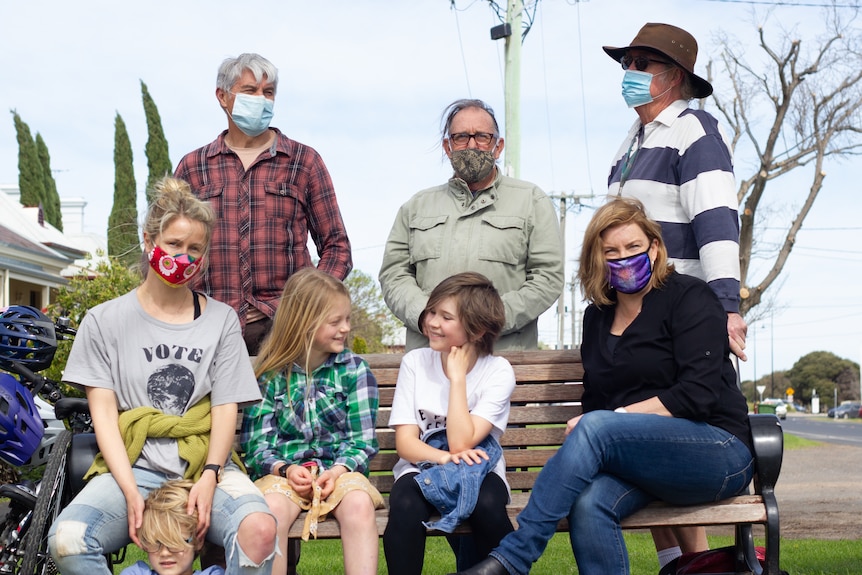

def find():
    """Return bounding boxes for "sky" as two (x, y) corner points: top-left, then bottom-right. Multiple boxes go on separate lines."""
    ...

(1, 0), (861, 389)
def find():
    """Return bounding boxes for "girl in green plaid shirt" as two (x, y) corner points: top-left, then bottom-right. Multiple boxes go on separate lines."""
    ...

(240, 268), (382, 575)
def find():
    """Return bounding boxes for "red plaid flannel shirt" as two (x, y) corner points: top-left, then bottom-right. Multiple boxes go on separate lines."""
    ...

(175, 128), (352, 330)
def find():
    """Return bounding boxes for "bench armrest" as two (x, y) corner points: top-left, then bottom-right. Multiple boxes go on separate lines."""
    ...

(748, 413), (783, 494)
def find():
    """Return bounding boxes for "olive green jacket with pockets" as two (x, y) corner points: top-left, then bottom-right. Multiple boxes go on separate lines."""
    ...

(379, 170), (564, 351)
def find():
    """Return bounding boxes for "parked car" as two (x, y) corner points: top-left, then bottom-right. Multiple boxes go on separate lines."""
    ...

(758, 398), (787, 420)
(831, 402), (862, 419)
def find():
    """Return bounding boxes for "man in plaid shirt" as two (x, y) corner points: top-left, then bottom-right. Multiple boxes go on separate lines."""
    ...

(176, 53), (352, 355)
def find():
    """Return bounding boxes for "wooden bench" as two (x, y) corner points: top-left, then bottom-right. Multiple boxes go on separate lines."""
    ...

(282, 349), (783, 574)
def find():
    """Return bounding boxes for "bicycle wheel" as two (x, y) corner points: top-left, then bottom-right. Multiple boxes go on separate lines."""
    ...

(20, 429), (72, 575)
(0, 510), (28, 573)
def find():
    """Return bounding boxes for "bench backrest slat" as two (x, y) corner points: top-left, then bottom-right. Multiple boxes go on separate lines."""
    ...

(366, 350), (583, 497)
(236, 349), (585, 497)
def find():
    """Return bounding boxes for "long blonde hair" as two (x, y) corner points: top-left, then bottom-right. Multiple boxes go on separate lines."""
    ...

(254, 267), (351, 384)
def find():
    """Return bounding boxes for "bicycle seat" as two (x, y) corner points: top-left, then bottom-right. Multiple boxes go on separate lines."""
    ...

(54, 397), (90, 420)
(0, 481), (37, 507)
(69, 433), (99, 496)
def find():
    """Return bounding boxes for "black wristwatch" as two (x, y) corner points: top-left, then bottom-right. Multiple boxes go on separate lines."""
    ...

(203, 464), (222, 482)
(278, 463), (290, 478)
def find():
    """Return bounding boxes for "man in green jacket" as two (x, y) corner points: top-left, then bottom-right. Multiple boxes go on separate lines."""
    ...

(379, 98), (564, 351)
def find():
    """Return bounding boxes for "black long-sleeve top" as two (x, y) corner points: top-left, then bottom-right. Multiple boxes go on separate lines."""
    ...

(581, 272), (752, 452)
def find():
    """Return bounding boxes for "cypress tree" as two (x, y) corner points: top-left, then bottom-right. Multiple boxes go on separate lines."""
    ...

(141, 81), (172, 204)
(108, 113), (141, 267)
(35, 132), (63, 231)
(11, 111), (47, 212)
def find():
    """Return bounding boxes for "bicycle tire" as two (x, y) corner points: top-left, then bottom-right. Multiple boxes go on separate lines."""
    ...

(20, 429), (72, 575)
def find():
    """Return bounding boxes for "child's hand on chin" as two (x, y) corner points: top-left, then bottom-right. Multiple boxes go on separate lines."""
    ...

(446, 342), (477, 379)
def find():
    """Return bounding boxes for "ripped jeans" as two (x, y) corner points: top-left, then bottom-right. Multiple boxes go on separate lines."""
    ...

(48, 464), (275, 575)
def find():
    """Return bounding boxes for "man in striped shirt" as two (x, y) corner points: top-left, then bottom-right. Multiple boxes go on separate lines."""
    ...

(605, 23), (747, 361)
(604, 23), (749, 571)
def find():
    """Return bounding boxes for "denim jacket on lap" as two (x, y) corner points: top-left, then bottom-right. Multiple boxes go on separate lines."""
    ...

(413, 429), (503, 533)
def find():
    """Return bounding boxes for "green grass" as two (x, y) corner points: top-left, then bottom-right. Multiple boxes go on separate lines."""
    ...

(783, 431), (821, 450)
(117, 533), (862, 574)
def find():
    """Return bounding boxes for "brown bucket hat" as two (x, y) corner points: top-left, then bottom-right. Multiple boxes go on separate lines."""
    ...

(603, 22), (713, 98)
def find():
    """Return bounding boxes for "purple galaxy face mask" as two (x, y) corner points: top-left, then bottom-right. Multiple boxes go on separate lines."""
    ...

(606, 250), (652, 294)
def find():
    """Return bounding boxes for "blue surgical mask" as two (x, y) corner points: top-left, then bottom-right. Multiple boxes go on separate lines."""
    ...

(621, 69), (674, 109)
(607, 250), (653, 294)
(621, 70), (655, 108)
(230, 93), (274, 137)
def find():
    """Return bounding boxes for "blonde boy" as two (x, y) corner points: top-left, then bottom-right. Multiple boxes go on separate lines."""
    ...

(120, 480), (224, 575)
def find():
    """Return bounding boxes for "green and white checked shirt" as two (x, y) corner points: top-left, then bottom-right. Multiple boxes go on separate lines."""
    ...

(241, 350), (378, 479)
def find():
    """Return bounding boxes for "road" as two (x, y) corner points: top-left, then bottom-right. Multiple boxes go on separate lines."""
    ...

(779, 413), (862, 446)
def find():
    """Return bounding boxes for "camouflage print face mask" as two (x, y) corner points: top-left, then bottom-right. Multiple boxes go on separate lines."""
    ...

(449, 149), (496, 184)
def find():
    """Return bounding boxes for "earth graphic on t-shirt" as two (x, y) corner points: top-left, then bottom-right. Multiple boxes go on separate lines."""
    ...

(147, 364), (195, 414)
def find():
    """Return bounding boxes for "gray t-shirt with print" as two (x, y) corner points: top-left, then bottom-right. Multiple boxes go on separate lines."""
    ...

(63, 289), (261, 478)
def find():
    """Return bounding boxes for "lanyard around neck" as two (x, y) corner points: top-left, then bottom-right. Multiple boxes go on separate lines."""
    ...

(617, 125), (645, 193)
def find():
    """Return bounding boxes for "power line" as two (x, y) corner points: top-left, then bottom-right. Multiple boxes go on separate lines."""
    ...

(703, 0), (862, 6)
(452, 5), (473, 97)
(537, 2), (556, 187)
(573, 0), (594, 194)
(789, 227), (862, 231)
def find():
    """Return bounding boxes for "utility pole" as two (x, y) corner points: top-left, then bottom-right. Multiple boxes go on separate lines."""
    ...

(503, 0), (522, 178)
(548, 192), (594, 349)
(556, 196), (566, 346)
(490, 0), (523, 178)
(570, 271), (578, 346)
(488, 0), (592, 348)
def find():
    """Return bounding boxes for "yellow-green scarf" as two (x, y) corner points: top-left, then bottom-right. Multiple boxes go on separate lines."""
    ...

(85, 396), (243, 481)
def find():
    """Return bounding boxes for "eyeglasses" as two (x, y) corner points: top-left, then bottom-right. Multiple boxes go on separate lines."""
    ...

(140, 536), (194, 554)
(448, 132), (497, 147)
(620, 55), (673, 72)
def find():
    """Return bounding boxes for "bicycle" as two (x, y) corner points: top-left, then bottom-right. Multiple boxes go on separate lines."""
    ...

(10, 362), (96, 575)
(0, 305), (95, 575)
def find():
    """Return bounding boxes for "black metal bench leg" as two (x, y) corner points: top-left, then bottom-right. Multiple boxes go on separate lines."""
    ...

(734, 524), (763, 575)
(286, 539), (301, 575)
(762, 491), (781, 575)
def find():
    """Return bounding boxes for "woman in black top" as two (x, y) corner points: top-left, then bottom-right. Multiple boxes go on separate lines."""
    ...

(452, 198), (754, 575)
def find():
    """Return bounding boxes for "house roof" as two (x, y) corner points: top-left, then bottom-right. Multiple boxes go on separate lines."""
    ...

(0, 222), (62, 259)
(0, 191), (87, 258)
(0, 186), (109, 277)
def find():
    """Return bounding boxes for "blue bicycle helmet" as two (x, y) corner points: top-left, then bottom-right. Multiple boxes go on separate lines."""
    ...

(0, 373), (44, 467)
(0, 306), (57, 372)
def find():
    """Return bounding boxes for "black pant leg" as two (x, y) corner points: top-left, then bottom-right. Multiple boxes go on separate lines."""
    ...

(467, 473), (515, 560)
(383, 473), (436, 575)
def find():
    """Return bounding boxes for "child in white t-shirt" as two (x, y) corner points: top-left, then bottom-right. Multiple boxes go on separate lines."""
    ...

(383, 272), (516, 575)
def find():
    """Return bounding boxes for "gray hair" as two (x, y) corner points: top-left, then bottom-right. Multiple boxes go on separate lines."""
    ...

(678, 71), (697, 101)
(440, 98), (500, 140)
(216, 53), (279, 93)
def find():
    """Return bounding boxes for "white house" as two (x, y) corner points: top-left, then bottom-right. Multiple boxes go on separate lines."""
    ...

(0, 185), (108, 309)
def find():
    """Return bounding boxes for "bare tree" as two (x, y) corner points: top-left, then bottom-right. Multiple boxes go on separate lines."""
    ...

(710, 8), (862, 318)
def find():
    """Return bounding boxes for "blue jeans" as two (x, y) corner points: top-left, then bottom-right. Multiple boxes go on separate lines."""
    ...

(48, 465), (275, 575)
(489, 411), (754, 575)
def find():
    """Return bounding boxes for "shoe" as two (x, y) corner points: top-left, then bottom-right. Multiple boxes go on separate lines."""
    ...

(446, 556), (509, 575)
